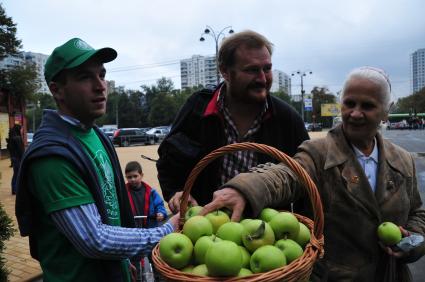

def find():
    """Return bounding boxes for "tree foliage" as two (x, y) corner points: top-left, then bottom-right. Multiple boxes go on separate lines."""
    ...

(393, 87), (425, 114)
(0, 203), (15, 281)
(1, 4), (38, 115)
(0, 62), (39, 101)
(270, 90), (291, 104)
(0, 4), (21, 59)
(310, 86), (337, 127)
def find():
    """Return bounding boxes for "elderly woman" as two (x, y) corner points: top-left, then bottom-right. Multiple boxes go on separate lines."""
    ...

(201, 67), (425, 281)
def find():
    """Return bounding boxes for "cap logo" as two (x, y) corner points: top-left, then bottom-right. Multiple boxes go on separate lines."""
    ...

(74, 39), (93, 51)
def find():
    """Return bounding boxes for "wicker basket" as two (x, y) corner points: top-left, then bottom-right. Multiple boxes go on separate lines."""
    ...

(152, 142), (324, 282)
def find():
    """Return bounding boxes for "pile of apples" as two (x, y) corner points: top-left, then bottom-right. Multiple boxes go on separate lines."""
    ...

(158, 207), (311, 278)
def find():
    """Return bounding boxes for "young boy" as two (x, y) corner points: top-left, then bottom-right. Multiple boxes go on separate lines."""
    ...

(125, 161), (167, 228)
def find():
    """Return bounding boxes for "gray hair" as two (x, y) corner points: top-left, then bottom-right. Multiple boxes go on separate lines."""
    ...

(342, 66), (392, 111)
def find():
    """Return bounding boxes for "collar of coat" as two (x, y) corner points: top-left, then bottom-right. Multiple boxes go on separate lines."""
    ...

(323, 125), (412, 178)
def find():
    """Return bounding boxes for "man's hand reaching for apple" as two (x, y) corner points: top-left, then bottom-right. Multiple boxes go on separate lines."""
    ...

(200, 188), (246, 222)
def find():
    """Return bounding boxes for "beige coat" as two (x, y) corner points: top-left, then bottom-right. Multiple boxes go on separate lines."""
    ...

(226, 126), (425, 281)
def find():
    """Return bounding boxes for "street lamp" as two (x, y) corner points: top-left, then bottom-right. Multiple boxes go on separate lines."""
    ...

(291, 70), (313, 121)
(200, 25), (234, 85)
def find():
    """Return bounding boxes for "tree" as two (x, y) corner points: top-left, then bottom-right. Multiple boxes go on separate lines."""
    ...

(394, 87), (425, 114)
(310, 86), (337, 127)
(0, 62), (39, 102)
(0, 4), (38, 132)
(148, 92), (177, 126)
(141, 77), (175, 109)
(0, 4), (21, 59)
(270, 90), (291, 104)
(140, 77), (178, 126)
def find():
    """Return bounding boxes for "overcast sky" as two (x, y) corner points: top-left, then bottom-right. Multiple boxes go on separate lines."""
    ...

(2, 0), (425, 100)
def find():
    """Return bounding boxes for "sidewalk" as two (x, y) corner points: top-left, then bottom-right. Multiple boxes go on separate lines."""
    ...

(0, 156), (42, 282)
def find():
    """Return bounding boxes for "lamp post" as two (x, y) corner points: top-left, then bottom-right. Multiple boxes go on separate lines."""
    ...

(291, 70), (313, 121)
(200, 25), (234, 85)
(28, 100), (40, 133)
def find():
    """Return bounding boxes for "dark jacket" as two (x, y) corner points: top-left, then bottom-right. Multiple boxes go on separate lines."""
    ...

(226, 125), (425, 281)
(157, 86), (309, 206)
(8, 126), (24, 160)
(15, 110), (134, 282)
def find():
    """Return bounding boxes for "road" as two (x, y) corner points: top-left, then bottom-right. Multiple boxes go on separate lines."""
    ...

(381, 129), (425, 281)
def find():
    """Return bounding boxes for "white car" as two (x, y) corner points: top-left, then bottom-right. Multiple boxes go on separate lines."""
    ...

(146, 127), (170, 143)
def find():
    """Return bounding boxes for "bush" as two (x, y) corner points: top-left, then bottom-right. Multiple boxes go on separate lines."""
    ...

(0, 203), (15, 282)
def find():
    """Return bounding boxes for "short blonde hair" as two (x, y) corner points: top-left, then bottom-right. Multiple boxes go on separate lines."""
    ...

(218, 30), (273, 69)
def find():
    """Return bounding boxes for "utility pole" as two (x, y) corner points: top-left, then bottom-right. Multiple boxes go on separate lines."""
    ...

(291, 70), (313, 121)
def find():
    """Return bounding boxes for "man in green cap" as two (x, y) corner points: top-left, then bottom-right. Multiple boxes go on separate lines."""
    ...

(15, 38), (179, 282)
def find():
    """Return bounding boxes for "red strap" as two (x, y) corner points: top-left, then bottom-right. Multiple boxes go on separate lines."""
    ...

(125, 183), (137, 215)
(142, 182), (152, 226)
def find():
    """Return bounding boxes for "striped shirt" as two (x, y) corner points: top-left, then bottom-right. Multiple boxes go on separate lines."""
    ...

(51, 203), (174, 258)
(218, 87), (269, 185)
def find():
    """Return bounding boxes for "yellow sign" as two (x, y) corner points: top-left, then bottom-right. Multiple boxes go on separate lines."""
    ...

(321, 103), (341, 117)
(0, 113), (9, 150)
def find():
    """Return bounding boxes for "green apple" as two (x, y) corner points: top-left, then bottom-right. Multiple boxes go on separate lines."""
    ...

(205, 210), (231, 233)
(296, 222), (311, 249)
(181, 265), (194, 273)
(192, 264), (209, 276)
(185, 205), (203, 221)
(269, 212), (300, 240)
(239, 246), (251, 269)
(205, 240), (242, 277)
(182, 215), (213, 244)
(221, 207), (233, 218)
(242, 219), (275, 252)
(275, 239), (304, 263)
(194, 235), (221, 264)
(250, 245), (286, 273)
(159, 233), (193, 269)
(377, 222), (402, 246)
(259, 207), (279, 222)
(237, 268), (253, 277)
(216, 222), (244, 245)
(240, 218), (253, 227)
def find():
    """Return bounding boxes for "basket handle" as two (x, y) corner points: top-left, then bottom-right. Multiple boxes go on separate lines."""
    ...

(178, 142), (324, 239)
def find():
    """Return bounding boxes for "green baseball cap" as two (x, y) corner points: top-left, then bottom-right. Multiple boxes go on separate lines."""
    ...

(44, 38), (117, 83)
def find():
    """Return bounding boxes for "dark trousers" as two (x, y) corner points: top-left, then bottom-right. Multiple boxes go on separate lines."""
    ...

(11, 157), (21, 194)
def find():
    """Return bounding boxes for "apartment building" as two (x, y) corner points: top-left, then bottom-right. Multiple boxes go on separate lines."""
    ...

(411, 48), (425, 93)
(270, 69), (291, 95)
(180, 55), (218, 89)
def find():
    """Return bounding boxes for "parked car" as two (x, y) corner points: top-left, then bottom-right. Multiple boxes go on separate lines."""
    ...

(112, 128), (155, 147)
(103, 130), (115, 140)
(305, 123), (322, 132)
(27, 132), (34, 145)
(146, 127), (170, 143)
